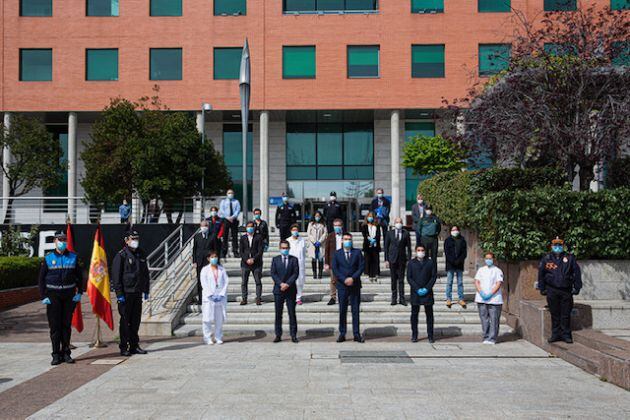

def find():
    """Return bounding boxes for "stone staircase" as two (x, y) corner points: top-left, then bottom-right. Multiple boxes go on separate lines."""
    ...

(173, 232), (512, 339)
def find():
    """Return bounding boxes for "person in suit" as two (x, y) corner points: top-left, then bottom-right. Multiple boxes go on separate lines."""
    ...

(253, 208), (270, 251)
(239, 221), (264, 306)
(332, 233), (366, 343)
(200, 251), (229, 345)
(205, 206), (225, 258)
(361, 211), (381, 282)
(219, 189), (241, 258)
(411, 194), (427, 247)
(192, 220), (215, 304)
(384, 217), (412, 306)
(370, 187), (391, 242)
(270, 241), (300, 343)
(324, 218), (346, 306)
(323, 192), (343, 233)
(407, 245), (437, 343)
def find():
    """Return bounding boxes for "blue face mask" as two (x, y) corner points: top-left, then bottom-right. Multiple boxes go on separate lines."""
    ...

(377, 193), (383, 198)
(56, 241), (67, 252)
(282, 197), (288, 203)
(209, 257), (219, 266)
(314, 216), (321, 222)
(552, 245), (563, 254)
(367, 217), (374, 223)
(334, 226), (342, 234)
(254, 214), (261, 220)
(280, 249), (289, 256)
(246, 227), (254, 234)
(291, 230), (299, 237)
(485, 259), (494, 267)
(343, 240), (352, 249)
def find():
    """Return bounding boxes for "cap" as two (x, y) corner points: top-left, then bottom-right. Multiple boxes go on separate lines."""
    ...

(330, 191), (337, 197)
(125, 230), (140, 240)
(551, 236), (564, 245)
(54, 231), (67, 241)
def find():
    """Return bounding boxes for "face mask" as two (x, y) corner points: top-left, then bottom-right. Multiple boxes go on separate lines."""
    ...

(426, 210), (433, 216)
(552, 245), (563, 254)
(377, 193), (383, 198)
(417, 199), (423, 204)
(291, 231), (299, 237)
(451, 231), (460, 237)
(209, 257), (219, 266)
(485, 259), (494, 267)
(282, 197), (288, 203)
(367, 217), (374, 223)
(280, 249), (289, 256)
(129, 240), (139, 249)
(315, 216), (321, 222)
(246, 227), (254, 234)
(343, 240), (352, 249)
(200, 227), (209, 233)
(417, 251), (426, 259)
(254, 214), (261, 220)
(210, 211), (217, 218)
(56, 241), (67, 252)
(330, 196), (336, 201)
(334, 226), (342, 234)
(227, 194), (234, 199)
(395, 223), (403, 230)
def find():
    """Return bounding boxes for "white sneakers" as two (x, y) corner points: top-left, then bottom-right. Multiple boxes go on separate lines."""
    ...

(215, 340), (223, 345)
(482, 340), (496, 345)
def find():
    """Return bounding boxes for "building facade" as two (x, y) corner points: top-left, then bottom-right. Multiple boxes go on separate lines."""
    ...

(0, 0), (624, 226)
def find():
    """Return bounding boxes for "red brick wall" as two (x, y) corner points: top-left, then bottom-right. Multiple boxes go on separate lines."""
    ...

(0, 286), (40, 311)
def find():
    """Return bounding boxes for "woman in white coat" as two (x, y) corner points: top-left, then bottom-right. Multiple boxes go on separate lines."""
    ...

(200, 251), (229, 345)
(287, 223), (306, 305)
(307, 211), (327, 280)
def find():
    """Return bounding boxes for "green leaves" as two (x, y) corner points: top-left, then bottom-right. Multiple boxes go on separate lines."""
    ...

(402, 135), (465, 176)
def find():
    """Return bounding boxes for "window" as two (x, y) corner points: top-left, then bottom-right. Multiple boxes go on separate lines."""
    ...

(151, 0), (182, 16)
(87, 0), (119, 16)
(283, 46), (316, 79)
(20, 49), (52, 81)
(20, 0), (52, 16)
(611, 0), (630, 10)
(223, 125), (253, 206)
(214, 0), (246, 15)
(544, 0), (576, 11)
(411, 0), (443, 13)
(405, 122), (435, 210)
(347, 45), (379, 78)
(214, 48), (241, 80)
(286, 123), (373, 180)
(283, 0), (378, 13)
(86, 49), (118, 81)
(478, 0), (510, 12)
(44, 128), (68, 213)
(411, 45), (445, 78)
(544, 43), (577, 56)
(612, 41), (629, 66)
(150, 48), (182, 80)
(479, 44), (511, 76)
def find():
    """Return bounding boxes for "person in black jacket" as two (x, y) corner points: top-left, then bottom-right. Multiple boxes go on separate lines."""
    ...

(384, 217), (412, 306)
(370, 187), (391, 242)
(192, 220), (214, 304)
(111, 231), (150, 357)
(239, 222), (265, 305)
(270, 241), (300, 343)
(537, 237), (582, 344)
(205, 206), (225, 257)
(253, 208), (270, 251)
(323, 191), (343, 233)
(407, 245), (437, 343)
(38, 231), (84, 365)
(275, 193), (297, 241)
(361, 212), (381, 282)
(444, 226), (468, 309)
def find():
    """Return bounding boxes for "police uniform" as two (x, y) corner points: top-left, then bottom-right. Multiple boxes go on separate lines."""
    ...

(111, 235), (150, 355)
(38, 239), (83, 362)
(275, 203), (297, 241)
(323, 192), (343, 233)
(537, 244), (582, 343)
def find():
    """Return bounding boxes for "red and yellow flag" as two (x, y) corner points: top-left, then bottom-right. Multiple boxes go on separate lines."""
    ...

(67, 223), (84, 333)
(87, 225), (114, 330)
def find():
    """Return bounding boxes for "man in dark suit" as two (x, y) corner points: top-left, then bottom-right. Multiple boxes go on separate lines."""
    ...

(384, 217), (412, 306)
(192, 220), (214, 304)
(324, 218), (346, 306)
(253, 208), (269, 251)
(408, 245), (437, 343)
(239, 221), (264, 306)
(332, 233), (366, 343)
(270, 240), (300, 343)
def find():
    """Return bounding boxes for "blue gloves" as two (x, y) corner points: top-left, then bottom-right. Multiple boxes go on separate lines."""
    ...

(369, 238), (377, 245)
(72, 293), (82, 303)
(143, 293), (149, 301)
(211, 295), (223, 303)
(42, 297), (51, 305)
(314, 241), (321, 248)
(117, 296), (126, 304)
(480, 291), (493, 300)
(417, 288), (428, 296)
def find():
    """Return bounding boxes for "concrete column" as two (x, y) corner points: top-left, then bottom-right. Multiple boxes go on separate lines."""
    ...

(259, 111), (269, 219)
(67, 112), (78, 222)
(2, 113), (11, 223)
(196, 111), (204, 133)
(390, 110), (401, 221)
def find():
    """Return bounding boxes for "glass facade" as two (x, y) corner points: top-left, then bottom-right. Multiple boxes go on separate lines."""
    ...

(544, 43), (577, 56)
(151, 0), (182, 16)
(150, 48), (182, 80)
(412, 45), (445, 78)
(411, 0), (443, 13)
(214, 48), (241, 80)
(404, 122), (435, 210)
(283, 46), (316, 79)
(479, 44), (511, 76)
(611, 0), (630, 10)
(20, 0), (52, 16)
(20, 49), (52, 81)
(223, 124), (253, 207)
(214, 0), (246, 15)
(478, 0), (510, 12)
(44, 128), (68, 213)
(612, 41), (630, 66)
(543, 0), (576, 11)
(86, 49), (118, 81)
(87, 0), (119, 16)
(284, 0), (378, 12)
(347, 46), (379, 78)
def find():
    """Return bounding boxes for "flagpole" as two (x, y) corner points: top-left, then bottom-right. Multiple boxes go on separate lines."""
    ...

(90, 319), (107, 348)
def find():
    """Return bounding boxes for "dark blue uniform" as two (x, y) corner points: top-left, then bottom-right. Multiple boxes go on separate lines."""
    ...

(38, 251), (83, 358)
(275, 204), (297, 241)
(324, 201), (343, 233)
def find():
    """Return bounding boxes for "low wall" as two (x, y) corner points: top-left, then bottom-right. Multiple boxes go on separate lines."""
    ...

(0, 286), (40, 310)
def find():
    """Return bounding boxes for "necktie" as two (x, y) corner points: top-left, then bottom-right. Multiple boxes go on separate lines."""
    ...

(346, 252), (350, 262)
(284, 257), (288, 268)
(229, 200), (233, 217)
(397, 231), (401, 242)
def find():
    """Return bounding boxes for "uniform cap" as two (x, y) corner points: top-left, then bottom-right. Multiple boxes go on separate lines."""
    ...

(54, 231), (67, 241)
(551, 236), (564, 245)
(330, 191), (337, 196)
(125, 230), (140, 240)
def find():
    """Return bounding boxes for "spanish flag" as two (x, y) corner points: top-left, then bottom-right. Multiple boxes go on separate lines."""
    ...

(67, 223), (84, 333)
(87, 225), (114, 330)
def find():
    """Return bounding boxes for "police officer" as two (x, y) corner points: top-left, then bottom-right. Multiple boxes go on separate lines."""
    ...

(112, 231), (150, 356)
(275, 193), (297, 241)
(38, 231), (84, 365)
(537, 237), (582, 344)
(324, 191), (343, 233)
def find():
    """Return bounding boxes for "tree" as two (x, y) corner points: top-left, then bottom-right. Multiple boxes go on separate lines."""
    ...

(0, 115), (64, 223)
(402, 135), (465, 176)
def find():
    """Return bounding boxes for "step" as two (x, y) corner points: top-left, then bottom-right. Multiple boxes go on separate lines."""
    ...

(547, 341), (601, 377)
(600, 329), (630, 343)
(218, 284), (478, 294)
(187, 302), (481, 314)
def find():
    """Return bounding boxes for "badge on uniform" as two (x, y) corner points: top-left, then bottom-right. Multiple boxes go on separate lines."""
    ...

(52, 260), (57, 265)
(563, 257), (568, 263)
(129, 258), (133, 265)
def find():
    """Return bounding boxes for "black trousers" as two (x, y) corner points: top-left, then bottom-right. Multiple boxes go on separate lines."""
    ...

(547, 288), (573, 339)
(338, 287), (361, 338)
(390, 260), (407, 300)
(196, 264), (204, 304)
(274, 292), (298, 338)
(411, 304), (434, 340)
(222, 220), (240, 257)
(364, 248), (380, 278)
(421, 236), (439, 271)
(241, 267), (263, 300)
(118, 293), (143, 352)
(279, 224), (292, 242)
(46, 289), (76, 357)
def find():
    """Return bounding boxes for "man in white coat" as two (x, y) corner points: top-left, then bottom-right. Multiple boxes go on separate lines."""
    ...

(200, 251), (229, 345)
(287, 224), (306, 305)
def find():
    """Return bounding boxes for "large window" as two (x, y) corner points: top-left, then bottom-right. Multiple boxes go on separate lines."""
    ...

(544, 43), (577, 56)
(20, 0), (52, 16)
(44, 127), (68, 213)
(86, 49), (118, 81)
(478, 0), (510, 12)
(286, 123), (373, 181)
(347, 46), (379, 78)
(405, 122), (435, 210)
(87, 0), (119, 16)
(544, 0), (576, 11)
(283, 46), (316, 79)
(20, 49), (52, 81)
(411, 45), (445, 78)
(411, 0), (443, 13)
(611, 0), (629, 10)
(479, 44), (511, 76)
(151, 0), (182, 16)
(150, 48), (182, 80)
(612, 41), (629, 66)
(284, 0), (378, 13)
(223, 124), (253, 206)
(214, 0), (246, 15)
(214, 48), (241, 80)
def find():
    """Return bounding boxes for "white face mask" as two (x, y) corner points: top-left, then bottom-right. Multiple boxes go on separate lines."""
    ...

(209, 211), (217, 217)
(395, 223), (403, 230)
(417, 252), (426, 259)
(200, 227), (209, 233)
(426, 210), (433, 216)
(329, 196), (336, 201)
(128, 240), (139, 249)
(227, 194), (234, 199)
(451, 231), (460, 237)
(417, 199), (423, 204)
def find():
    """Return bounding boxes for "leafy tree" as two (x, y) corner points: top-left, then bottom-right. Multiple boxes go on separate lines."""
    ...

(0, 115), (64, 223)
(0, 225), (39, 257)
(402, 135), (465, 176)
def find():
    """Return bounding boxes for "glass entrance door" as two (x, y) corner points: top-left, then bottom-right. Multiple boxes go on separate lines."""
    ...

(303, 198), (360, 231)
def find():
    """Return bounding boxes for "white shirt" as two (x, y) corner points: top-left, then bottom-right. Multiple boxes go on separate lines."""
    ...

(335, 234), (343, 250)
(368, 225), (377, 239)
(474, 265), (504, 305)
(247, 234), (253, 247)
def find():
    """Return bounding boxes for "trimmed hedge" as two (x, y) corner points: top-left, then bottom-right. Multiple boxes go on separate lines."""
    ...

(0, 257), (42, 291)
(469, 167), (567, 198)
(418, 171), (475, 228)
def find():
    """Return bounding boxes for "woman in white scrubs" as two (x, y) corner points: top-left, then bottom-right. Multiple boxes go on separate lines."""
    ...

(200, 251), (229, 345)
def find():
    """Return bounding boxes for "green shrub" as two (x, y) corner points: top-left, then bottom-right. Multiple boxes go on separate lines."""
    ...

(607, 157), (630, 189)
(418, 171), (474, 227)
(0, 257), (42, 291)
(469, 167), (568, 198)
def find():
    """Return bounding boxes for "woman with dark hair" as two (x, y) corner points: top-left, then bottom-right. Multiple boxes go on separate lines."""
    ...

(200, 251), (229, 345)
(307, 211), (327, 280)
(361, 211), (381, 282)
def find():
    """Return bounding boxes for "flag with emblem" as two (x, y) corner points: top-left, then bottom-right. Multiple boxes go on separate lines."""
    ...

(87, 224), (114, 330)
(67, 223), (84, 333)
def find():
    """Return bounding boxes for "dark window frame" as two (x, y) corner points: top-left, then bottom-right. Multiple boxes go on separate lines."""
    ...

(477, 0), (511, 13)
(283, 45), (317, 79)
(283, 0), (378, 14)
(19, 48), (53, 82)
(347, 45), (380, 79)
(20, 0), (53, 16)
(214, 0), (247, 16)
(85, 48), (119, 81)
(411, 0), (444, 14)
(150, 0), (183, 16)
(86, 0), (119, 16)
(149, 48), (183, 81)
(411, 44), (445, 78)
